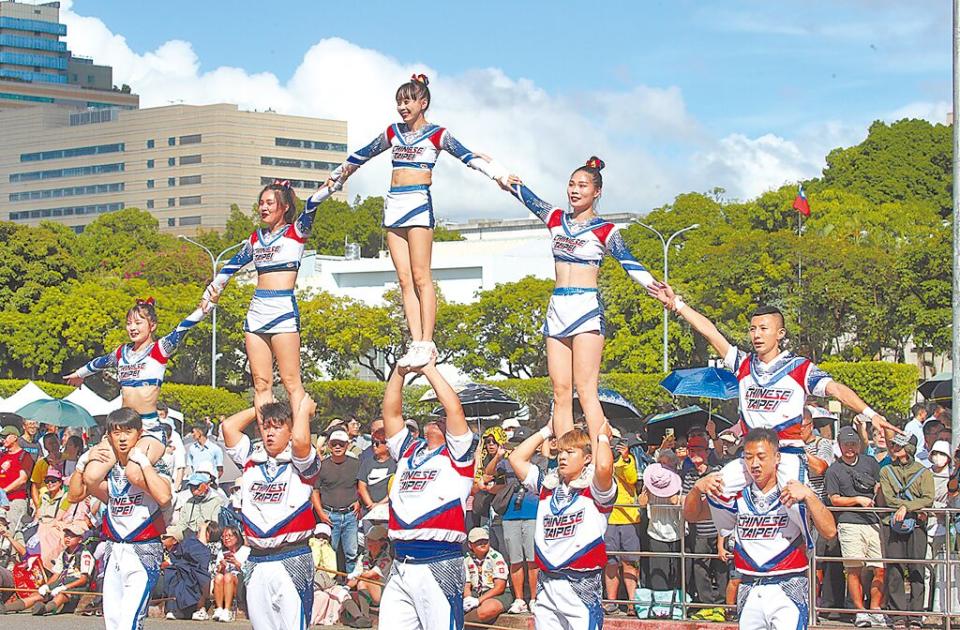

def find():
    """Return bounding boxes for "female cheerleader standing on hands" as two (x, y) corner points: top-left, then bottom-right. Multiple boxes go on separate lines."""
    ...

(326, 74), (510, 368)
(64, 296), (211, 491)
(501, 158), (663, 439)
(201, 180), (336, 415)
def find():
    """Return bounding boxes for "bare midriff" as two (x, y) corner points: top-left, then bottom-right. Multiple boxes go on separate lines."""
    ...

(554, 262), (600, 289)
(390, 168), (432, 189)
(121, 386), (160, 415)
(256, 269), (298, 291)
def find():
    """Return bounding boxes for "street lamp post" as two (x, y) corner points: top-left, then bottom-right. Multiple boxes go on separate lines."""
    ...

(178, 236), (244, 388)
(635, 222), (700, 373)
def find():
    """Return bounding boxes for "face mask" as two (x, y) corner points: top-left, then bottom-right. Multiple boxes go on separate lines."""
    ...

(931, 453), (949, 468)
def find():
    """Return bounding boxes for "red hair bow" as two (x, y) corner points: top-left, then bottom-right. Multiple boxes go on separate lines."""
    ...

(410, 73), (429, 85)
(272, 179), (291, 189)
(136, 297), (155, 306)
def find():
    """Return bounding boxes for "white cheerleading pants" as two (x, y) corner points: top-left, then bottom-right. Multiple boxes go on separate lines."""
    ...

(244, 545), (315, 630)
(738, 575), (809, 630)
(534, 571), (604, 630)
(380, 555), (465, 630)
(102, 541), (162, 630)
(710, 448), (812, 546)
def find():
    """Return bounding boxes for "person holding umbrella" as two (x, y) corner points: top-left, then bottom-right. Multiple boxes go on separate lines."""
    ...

(652, 285), (900, 538)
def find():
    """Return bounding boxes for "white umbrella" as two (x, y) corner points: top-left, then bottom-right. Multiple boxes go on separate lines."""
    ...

(64, 385), (120, 417)
(0, 381), (52, 414)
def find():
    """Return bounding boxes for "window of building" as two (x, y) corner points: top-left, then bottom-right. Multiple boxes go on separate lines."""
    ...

(260, 176), (323, 189)
(179, 175), (201, 185)
(9, 162), (125, 183)
(168, 137), (176, 146)
(180, 154), (202, 165)
(179, 195), (202, 206)
(146, 199), (154, 209)
(20, 142), (124, 162)
(168, 197), (176, 207)
(9, 183), (124, 202)
(275, 137), (347, 152)
(147, 139), (155, 149)
(179, 134), (202, 145)
(8, 202), (123, 222)
(167, 218), (176, 227)
(146, 179), (154, 189)
(167, 157), (176, 167)
(180, 216), (202, 226)
(167, 177), (176, 187)
(261, 156), (338, 171)
(146, 159), (154, 168)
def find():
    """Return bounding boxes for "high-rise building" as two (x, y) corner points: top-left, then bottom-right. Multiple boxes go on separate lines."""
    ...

(0, 103), (348, 233)
(0, 0), (138, 109)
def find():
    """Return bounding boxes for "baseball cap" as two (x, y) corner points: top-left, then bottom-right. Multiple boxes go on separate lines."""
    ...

(507, 426), (532, 445)
(0, 425), (20, 438)
(187, 472), (208, 486)
(718, 432), (738, 444)
(686, 434), (709, 449)
(162, 525), (184, 542)
(501, 418), (520, 430)
(468, 527), (490, 543)
(366, 525), (388, 542)
(328, 429), (350, 444)
(314, 523), (332, 537)
(405, 419), (420, 433)
(837, 426), (861, 445)
(890, 432), (915, 450)
(43, 468), (63, 481)
(63, 522), (88, 537)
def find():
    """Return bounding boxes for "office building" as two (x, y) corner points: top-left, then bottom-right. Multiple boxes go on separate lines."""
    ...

(0, 103), (348, 233)
(0, 0), (138, 110)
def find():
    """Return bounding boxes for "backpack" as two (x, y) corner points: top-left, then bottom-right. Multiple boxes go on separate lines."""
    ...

(491, 478), (521, 516)
(884, 467), (927, 534)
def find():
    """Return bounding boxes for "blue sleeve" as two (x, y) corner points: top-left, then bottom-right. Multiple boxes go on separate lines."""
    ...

(158, 307), (207, 358)
(439, 130), (476, 165)
(213, 446), (223, 467)
(507, 184), (557, 224)
(209, 238), (254, 292)
(330, 130), (391, 181)
(75, 350), (118, 378)
(605, 229), (656, 289)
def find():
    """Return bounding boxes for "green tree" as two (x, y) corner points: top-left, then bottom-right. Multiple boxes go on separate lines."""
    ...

(0, 221), (81, 312)
(77, 207), (169, 273)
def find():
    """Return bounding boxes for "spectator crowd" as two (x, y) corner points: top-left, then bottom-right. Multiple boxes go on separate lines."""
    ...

(2, 399), (960, 627)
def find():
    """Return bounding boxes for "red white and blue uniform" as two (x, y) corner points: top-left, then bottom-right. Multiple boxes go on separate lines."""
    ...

(74, 307), (208, 442)
(381, 427), (477, 630)
(206, 186), (334, 335)
(710, 484), (811, 630)
(522, 465), (617, 630)
(712, 348), (833, 545)
(330, 123), (506, 229)
(508, 184), (656, 338)
(225, 434), (320, 630)
(101, 462), (169, 630)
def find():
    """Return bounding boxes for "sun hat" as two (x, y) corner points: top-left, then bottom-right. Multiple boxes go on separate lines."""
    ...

(643, 463), (681, 498)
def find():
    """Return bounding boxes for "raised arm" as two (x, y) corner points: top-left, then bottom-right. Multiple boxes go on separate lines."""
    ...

(591, 424), (615, 493)
(418, 362), (468, 437)
(654, 283), (732, 360)
(158, 306), (209, 358)
(294, 183), (341, 239)
(327, 129), (392, 185)
(203, 237), (254, 304)
(439, 130), (508, 182)
(505, 183), (558, 224)
(508, 424), (550, 484)
(382, 365), (407, 441)
(605, 229), (661, 294)
(221, 407), (257, 450)
(292, 395), (316, 461)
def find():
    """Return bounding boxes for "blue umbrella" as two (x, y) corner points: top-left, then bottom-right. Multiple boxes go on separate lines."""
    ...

(15, 398), (97, 429)
(573, 388), (643, 421)
(645, 405), (733, 441)
(660, 367), (739, 400)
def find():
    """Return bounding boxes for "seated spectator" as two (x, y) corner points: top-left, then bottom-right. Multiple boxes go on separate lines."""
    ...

(159, 525), (212, 621)
(825, 426), (883, 628)
(176, 473), (225, 535)
(211, 525), (249, 622)
(347, 525), (391, 606)
(464, 527), (511, 625)
(639, 457), (682, 593)
(310, 524), (372, 628)
(25, 523), (94, 616)
(604, 437), (641, 615)
(880, 433), (934, 630)
(35, 468), (69, 521)
(29, 433), (64, 512)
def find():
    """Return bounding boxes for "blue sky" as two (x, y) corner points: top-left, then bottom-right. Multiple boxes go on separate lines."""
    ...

(63, 0), (951, 219)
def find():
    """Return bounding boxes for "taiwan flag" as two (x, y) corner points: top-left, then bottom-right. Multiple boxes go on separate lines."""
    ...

(792, 184), (810, 217)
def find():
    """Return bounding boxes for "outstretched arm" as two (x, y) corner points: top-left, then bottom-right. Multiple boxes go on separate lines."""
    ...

(64, 350), (117, 385)
(158, 306), (210, 358)
(606, 229), (662, 296)
(327, 129), (391, 185)
(825, 381), (901, 436)
(382, 365), (408, 441)
(203, 238), (254, 305)
(504, 182), (558, 224)
(653, 283), (733, 360)
(440, 130), (508, 183)
(295, 183), (341, 238)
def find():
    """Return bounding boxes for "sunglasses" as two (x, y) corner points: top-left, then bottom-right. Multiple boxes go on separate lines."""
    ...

(44, 478), (61, 483)
(329, 441), (347, 448)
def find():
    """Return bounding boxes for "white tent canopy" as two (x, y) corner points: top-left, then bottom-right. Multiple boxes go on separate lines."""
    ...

(0, 381), (52, 414)
(64, 385), (121, 417)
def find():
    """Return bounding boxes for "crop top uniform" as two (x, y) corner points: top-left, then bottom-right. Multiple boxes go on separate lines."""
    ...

(329, 123), (506, 229)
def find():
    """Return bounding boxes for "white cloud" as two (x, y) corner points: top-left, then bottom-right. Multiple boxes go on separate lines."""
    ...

(884, 100), (951, 125)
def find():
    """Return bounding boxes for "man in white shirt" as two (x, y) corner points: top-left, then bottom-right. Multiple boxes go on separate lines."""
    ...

(903, 404), (928, 455)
